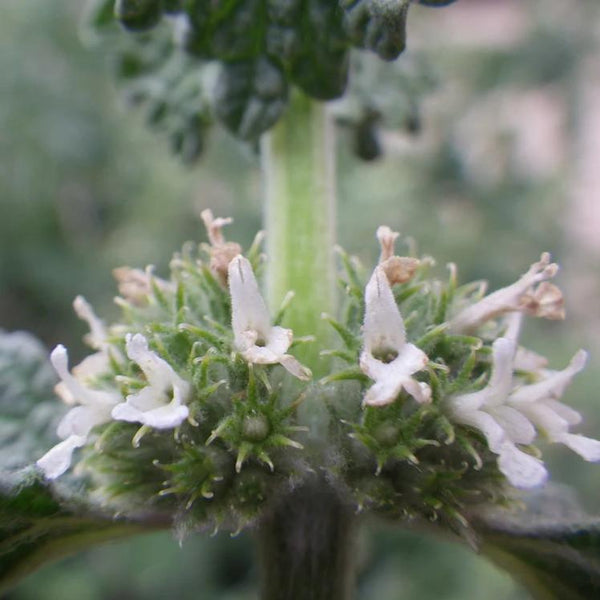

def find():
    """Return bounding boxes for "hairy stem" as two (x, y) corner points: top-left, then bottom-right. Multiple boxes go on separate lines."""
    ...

(261, 92), (336, 376)
(257, 477), (357, 600)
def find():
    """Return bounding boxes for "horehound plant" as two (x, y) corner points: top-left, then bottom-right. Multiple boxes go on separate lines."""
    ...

(33, 213), (600, 598)
(2, 1), (600, 599)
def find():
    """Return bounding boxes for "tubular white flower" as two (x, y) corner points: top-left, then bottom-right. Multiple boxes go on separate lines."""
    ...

(73, 295), (107, 350)
(37, 435), (87, 480)
(111, 333), (191, 429)
(448, 337), (600, 488)
(36, 345), (121, 479)
(228, 255), (311, 380)
(360, 266), (430, 406)
(450, 253), (564, 334)
(508, 350), (600, 462)
(447, 338), (547, 488)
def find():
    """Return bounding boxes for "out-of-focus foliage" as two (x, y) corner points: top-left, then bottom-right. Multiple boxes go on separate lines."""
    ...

(80, 0), (456, 160)
(0, 331), (59, 470)
(0, 0), (261, 356)
(2, 0), (600, 599)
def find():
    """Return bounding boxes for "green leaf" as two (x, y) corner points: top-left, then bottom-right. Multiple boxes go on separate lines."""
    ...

(343, 0), (410, 61)
(0, 330), (62, 469)
(473, 488), (600, 599)
(115, 0), (163, 32)
(0, 468), (167, 594)
(214, 57), (288, 141)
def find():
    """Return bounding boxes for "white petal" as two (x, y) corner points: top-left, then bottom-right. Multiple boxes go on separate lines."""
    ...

(241, 326), (293, 363)
(126, 334), (178, 390)
(485, 338), (516, 405)
(50, 345), (120, 407)
(489, 405), (536, 445)
(555, 433), (600, 462)
(402, 378), (432, 404)
(229, 255), (271, 346)
(37, 435), (87, 480)
(112, 401), (189, 429)
(509, 350), (588, 404)
(73, 295), (106, 350)
(266, 325), (294, 357)
(448, 408), (506, 454)
(363, 266), (406, 355)
(360, 342), (429, 407)
(513, 347), (548, 373)
(517, 402), (570, 437)
(363, 376), (404, 407)
(124, 386), (166, 411)
(56, 404), (113, 439)
(543, 399), (582, 426)
(449, 338), (515, 413)
(450, 389), (488, 413)
(72, 351), (111, 380)
(278, 355), (312, 381)
(497, 441), (547, 489)
(360, 343), (427, 381)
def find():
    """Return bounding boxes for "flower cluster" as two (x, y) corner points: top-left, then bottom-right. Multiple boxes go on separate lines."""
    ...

(327, 225), (598, 525)
(37, 217), (599, 532)
(37, 214), (309, 531)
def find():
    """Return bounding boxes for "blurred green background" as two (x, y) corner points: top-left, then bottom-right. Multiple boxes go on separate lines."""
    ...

(1, 1), (599, 598)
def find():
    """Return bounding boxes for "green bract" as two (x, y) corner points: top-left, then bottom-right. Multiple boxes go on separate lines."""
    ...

(84, 0), (456, 160)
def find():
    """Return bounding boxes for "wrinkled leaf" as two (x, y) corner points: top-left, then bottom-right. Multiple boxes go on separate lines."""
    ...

(343, 0), (410, 61)
(214, 56), (288, 140)
(473, 487), (600, 599)
(0, 468), (166, 594)
(0, 330), (63, 469)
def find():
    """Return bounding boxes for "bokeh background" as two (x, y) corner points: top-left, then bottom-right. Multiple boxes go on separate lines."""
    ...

(1, 1), (599, 598)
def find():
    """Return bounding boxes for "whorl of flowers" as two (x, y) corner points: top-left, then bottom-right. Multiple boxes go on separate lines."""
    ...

(37, 216), (598, 534)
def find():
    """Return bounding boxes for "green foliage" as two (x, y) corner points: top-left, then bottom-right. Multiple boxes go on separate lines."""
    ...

(115, 0), (163, 31)
(0, 331), (59, 470)
(214, 57), (288, 141)
(475, 489), (600, 599)
(83, 0), (456, 159)
(0, 468), (162, 595)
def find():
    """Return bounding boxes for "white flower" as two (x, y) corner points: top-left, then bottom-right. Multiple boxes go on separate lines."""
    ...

(113, 265), (174, 306)
(37, 345), (121, 479)
(508, 350), (600, 462)
(447, 337), (600, 489)
(228, 255), (311, 380)
(450, 253), (564, 334)
(71, 294), (128, 379)
(111, 333), (191, 429)
(360, 266), (430, 406)
(73, 295), (107, 350)
(447, 338), (546, 488)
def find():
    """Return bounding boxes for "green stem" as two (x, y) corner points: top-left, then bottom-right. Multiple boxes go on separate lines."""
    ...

(261, 91), (336, 376)
(257, 477), (357, 600)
